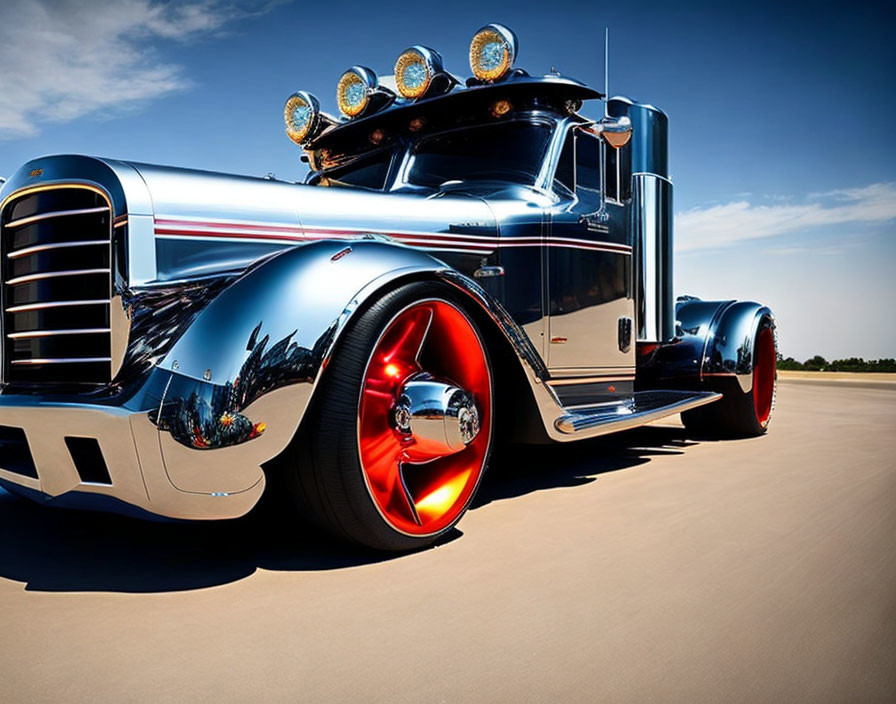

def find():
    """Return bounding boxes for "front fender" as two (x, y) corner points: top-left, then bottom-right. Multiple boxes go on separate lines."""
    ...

(147, 239), (452, 494)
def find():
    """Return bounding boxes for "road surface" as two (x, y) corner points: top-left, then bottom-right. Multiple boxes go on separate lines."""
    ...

(0, 381), (894, 702)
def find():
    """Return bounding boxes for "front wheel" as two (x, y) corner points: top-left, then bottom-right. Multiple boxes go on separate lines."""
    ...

(282, 281), (493, 551)
(682, 317), (777, 438)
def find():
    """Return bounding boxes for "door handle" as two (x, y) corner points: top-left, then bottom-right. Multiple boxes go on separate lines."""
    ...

(618, 317), (633, 353)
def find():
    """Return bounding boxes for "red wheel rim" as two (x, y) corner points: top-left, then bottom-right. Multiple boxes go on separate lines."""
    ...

(752, 325), (776, 426)
(358, 299), (492, 536)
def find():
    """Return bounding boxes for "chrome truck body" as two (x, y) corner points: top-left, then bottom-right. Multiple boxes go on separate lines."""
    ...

(0, 24), (776, 546)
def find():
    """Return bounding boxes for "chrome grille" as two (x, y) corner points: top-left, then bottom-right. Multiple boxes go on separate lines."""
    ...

(1, 186), (113, 384)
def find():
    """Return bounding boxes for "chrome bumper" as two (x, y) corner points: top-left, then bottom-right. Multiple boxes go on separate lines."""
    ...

(0, 395), (266, 520)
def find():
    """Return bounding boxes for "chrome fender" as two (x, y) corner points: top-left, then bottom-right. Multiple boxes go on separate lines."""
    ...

(640, 298), (775, 393)
(148, 239), (459, 494)
(701, 300), (776, 393)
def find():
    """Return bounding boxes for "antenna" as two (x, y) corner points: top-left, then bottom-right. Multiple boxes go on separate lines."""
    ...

(603, 27), (609, 116)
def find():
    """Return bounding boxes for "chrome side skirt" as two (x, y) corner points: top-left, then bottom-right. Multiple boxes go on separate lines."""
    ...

(554, 389), (720, 437)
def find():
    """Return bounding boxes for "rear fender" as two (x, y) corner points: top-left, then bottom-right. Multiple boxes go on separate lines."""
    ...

(703, 301), (776, 392)
(640, 298), (775, 393)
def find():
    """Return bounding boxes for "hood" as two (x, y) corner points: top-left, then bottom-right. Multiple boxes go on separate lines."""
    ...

(1, 155), (498, 285)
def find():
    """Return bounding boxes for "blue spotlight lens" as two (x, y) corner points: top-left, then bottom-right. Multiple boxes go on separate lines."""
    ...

(480, 41), (504, 71)
(402, 61), (427, 90)
(291, 104), (310, 131)
(345, 81), (367, 109)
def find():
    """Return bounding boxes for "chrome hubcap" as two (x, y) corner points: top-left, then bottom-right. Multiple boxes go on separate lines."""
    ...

(392, 373), (481, 459)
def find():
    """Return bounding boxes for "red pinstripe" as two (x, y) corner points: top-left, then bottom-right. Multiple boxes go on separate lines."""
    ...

(153, 217), (632, 254)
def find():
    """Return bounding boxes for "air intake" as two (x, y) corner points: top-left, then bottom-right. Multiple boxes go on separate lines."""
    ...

(65, 436), (112, 485)
(1, 185), (114, 384)
(0, 425), (38, 479)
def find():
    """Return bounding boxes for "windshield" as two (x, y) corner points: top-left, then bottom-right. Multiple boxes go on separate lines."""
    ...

(407, 121), (552, 188)
(310, 150), (393, 189)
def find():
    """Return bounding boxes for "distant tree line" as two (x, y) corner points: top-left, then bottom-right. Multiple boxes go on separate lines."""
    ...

(776, 353), (896, 372)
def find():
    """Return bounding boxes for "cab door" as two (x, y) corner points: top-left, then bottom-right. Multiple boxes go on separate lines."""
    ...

(546, 127), (634, 375)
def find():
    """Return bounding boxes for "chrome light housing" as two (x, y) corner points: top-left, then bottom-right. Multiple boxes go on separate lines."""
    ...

(394, 46), (445, 100)
(469, 23), (518, 83)
(337, 66), (379, 118)
(284, 91), (321, 146)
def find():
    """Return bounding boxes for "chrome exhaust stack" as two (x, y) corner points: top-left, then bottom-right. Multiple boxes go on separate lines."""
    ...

(608, 97), (675, 343)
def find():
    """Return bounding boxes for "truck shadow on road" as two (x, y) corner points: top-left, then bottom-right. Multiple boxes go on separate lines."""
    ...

(0, 426), (697, 594)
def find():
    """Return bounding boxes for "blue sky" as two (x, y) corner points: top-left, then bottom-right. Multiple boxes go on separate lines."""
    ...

(1, 0), (893, 359)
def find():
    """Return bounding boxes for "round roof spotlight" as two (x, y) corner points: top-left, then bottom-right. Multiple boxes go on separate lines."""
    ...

(337, 66), (378, 118)
(284, 91), (321, 146)
(469, 23), (518, 83)
(395, 45), (446, 100)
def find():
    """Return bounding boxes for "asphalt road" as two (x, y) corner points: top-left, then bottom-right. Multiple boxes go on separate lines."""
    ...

(1, 381), (894, 703)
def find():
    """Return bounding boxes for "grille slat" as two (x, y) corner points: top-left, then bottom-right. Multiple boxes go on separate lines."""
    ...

(8, 239), (109, 259)
(6, 268), (111, 286)
(9, 212), (111, 251)
(8, 247), (111, 281)
(11, 357), (112, 365)
(8, 328), (111, 339)
(2, 186), (114, 384)
(7, 273), (110, 307)
(6, 206), (109, 230)
(11, 330), (110, 358)
(6, 299), (110, 313)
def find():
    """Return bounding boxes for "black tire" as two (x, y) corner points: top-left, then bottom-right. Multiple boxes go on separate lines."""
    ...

(277, 280), (494, 551)
(681, 316), (777, 438)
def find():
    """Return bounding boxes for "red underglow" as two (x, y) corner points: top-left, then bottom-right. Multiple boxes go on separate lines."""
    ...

(358, 301), (491, 536)
(753, 327), (776, 426)
(637, 342), (659, 357)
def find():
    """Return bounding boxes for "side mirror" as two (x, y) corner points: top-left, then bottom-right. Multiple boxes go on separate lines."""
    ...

(593, 115), (632, 149)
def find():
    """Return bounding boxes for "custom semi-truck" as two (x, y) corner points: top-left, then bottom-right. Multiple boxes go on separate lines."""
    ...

(0, 24), (776, 550)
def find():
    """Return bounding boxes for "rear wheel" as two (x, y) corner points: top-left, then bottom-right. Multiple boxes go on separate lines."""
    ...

(682, 317), (777, 438)
(282, 281), (493, 551)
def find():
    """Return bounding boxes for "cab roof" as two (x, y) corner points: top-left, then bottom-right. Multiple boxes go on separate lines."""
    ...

(308, 73), (601, 170)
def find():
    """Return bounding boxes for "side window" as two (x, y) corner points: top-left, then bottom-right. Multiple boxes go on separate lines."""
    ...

(551, 129), (607, 211)
(605, 145), (619, 204)
(574, 132), (601, 209)
(554, 131), (575, 194)
(605, 142), (631, 204)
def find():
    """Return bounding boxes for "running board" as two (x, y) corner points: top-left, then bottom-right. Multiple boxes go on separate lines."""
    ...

(555, 390), (721, 436)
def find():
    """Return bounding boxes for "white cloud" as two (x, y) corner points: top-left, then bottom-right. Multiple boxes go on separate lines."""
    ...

(675, 181), (896, 252)
(0, 1), (281, 138)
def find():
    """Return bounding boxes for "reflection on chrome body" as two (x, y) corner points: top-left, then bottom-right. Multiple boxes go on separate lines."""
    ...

(0, 44), (775, 522)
